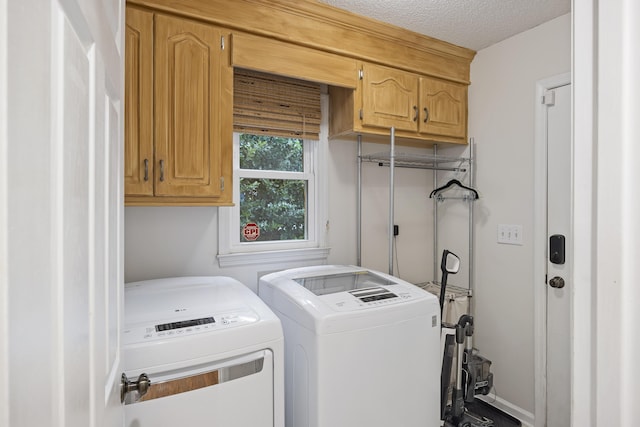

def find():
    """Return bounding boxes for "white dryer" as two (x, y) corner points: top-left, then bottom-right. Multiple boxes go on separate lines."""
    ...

(123, 276), (284, 427)
(258, 265), (441, 427)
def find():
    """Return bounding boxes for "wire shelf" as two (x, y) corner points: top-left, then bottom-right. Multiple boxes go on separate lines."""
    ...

(360, 151), (470, 172)
(415, 281), (472, 300)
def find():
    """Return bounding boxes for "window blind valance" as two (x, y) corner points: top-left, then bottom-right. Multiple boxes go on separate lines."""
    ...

(233, 68), (321, 139)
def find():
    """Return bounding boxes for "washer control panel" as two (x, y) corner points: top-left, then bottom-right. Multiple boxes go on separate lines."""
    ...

(123, 309), (258, 345)
(325, 284), (425, 311)
(349, 287), (398, 303)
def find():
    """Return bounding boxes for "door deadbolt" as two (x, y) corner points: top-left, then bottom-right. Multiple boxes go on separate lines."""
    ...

(549, 234), (566, 265)
(549, 276), (565, 289)
(121, 372), (150, 403)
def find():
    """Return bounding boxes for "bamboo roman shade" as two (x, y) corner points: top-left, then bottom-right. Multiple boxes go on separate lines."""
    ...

(233, 69), (321, 139)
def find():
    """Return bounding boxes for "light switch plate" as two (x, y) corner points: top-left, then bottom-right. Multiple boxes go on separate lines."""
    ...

(497, 224), (523, 245)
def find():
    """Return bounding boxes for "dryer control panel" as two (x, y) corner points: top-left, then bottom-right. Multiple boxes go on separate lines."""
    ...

(123, 309), (259, 345)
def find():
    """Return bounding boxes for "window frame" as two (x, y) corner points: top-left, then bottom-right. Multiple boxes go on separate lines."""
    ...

(233, 132), (316, 250)
(217, 95), (329, 266)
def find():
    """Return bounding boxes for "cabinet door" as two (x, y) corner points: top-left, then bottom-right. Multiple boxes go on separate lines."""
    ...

(419, 77), (467, 139)
(154, 14), (229, 198)
(361, 63), (419, 132)
(124, 7), (154, 196)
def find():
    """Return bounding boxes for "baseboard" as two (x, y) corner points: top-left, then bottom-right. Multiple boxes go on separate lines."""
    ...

(477, 394), (535, 427)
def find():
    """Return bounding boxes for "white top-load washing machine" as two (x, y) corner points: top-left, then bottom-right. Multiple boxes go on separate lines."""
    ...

(123, 276), (284, 427)
(258, 265), (441, 427)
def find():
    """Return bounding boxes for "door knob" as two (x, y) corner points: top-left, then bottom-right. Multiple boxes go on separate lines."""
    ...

(121, 372), (150, 403)
(549, 276), (565, 289)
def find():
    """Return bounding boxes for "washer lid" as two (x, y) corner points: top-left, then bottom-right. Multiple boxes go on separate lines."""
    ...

(293, 270), (395, 296)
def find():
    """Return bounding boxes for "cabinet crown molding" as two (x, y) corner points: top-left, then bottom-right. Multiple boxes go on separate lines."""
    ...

(128, 0), (475, 83)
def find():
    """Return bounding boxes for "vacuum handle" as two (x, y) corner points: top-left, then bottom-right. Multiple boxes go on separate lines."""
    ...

(455, 315), (474, 344)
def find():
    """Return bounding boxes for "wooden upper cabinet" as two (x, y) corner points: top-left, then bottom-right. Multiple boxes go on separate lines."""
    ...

(329, 62), (468, 145)
(125, 7), (153, 196)
(361, 63), (419, 132)
(127, 0), (474, 151)
(154, 14), (231, 199)
(418, 77), (467, 140)
(124, 7), (233, 205)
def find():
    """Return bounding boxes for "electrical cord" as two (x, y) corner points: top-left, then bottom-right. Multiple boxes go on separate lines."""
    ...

(487, 384), (498, 404)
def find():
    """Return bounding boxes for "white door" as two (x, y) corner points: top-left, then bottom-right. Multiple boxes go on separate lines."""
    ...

(1, 0), (124, 426)
(544, 83), (571, 427)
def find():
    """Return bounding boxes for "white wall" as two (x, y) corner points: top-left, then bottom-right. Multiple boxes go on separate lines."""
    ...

(124, 13), (571, 419)
(467, 13), (571, 415)
(125, 206), (325, 287)
(333, 139), (437, 283)
(125, 139), (437, 289)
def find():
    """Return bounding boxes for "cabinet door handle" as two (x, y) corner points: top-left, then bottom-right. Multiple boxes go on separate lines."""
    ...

(159, 159), (164, 182)
(423, 107), (429, 123)
(143, 159), (149, 182)
(413, 105), (418, 122)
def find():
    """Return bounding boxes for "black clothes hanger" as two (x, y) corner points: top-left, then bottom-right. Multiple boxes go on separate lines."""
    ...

(429, 179), (479, 199)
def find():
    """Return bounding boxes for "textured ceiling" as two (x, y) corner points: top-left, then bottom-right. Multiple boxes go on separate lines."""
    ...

(318, 0), (571, 51)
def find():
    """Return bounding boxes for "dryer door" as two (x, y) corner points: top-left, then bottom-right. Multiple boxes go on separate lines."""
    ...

(125, 350), (274, 427)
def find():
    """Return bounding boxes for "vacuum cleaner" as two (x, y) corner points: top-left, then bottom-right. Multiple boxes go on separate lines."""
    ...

(438, 250), (494, 427)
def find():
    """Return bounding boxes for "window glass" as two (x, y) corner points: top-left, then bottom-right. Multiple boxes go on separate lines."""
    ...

(238, 133), (311, 244)
(240, 134), (303, 172)
(240, 178), (307, 241)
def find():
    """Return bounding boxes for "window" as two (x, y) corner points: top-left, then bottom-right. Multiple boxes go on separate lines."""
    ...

(218, 130), (328, 264)
(218, 70), (328, 266)
(235, 132), (316, 247)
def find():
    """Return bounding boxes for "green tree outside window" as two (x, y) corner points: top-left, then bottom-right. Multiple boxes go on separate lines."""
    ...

(239, 134), (307, 242)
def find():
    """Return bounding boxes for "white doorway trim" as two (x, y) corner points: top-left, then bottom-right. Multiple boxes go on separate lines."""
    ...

(0, 0), (7, 424)
(533, 72), (571, 427)
(570, 2), (595, 424)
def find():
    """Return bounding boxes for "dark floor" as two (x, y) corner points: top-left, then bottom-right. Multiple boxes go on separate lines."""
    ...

(465, 399), (522, 427)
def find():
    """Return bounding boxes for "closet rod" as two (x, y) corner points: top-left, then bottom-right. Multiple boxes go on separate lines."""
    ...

(370, 162), (464, 172)
(433, 196), (477, 201)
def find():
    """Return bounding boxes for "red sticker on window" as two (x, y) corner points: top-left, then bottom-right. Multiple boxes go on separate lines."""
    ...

(242, 222), (260, 241)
